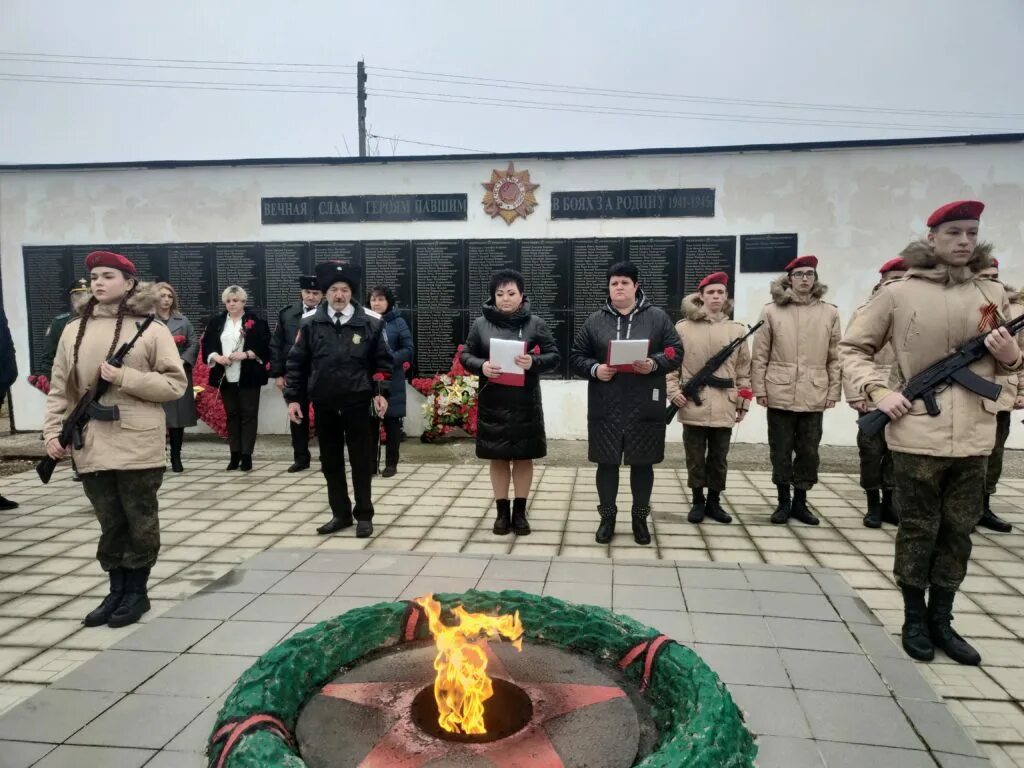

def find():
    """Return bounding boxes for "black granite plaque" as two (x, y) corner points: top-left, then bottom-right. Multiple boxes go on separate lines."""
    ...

(167, 244), (217, 326)
(534, 311), (571, 379)
(262, 194), (468, 224)
(263, 242), (310, 316)
(213, 243), (266, 318)
(626, 237), (682, 315)
(311, 241), (363, 267)
(412, 311), (466, 375)
(682, 236), (737, 297)
(22, 246), (76, 374)
(109, 244), (169, 283)
(363, 241), (413, 308)
(571, 238), (623, 338)
(551, 188), (715, 219)
(740, 233), (799, 273)
(465, 240), (517, 317)
(261, 197), (312, 224)
(519, 239), (570, 312)
(413, 241), (465, 376)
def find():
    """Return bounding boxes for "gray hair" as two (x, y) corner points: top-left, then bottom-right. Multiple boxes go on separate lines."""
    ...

(221, 285), (247, 304)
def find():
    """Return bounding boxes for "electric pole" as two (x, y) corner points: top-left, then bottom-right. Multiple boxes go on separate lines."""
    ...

(357, 60), (367, 157)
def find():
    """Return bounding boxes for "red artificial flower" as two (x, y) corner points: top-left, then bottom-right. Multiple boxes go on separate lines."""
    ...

(738, 388), (754, 401)
(27, 375), (37, 385)
(172, 334), (187, 346)
(532, 345), (541, 355)
(457, 344), (465, 352)
(664, 346), (677, 360)
(372, 372), (387, 382)
(244, 319), (255, 330)
(403, 361), (411, 371)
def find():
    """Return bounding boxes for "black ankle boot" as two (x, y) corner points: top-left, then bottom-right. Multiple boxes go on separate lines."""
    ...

(900, 586), (935, 661)
(705, 490), (732, 524)
(108, 568), (151, 628)
(511, 497), (531, 536)
(226, 452), (241, 471)
(631, 506), (652, 545)
(493, 499), (511, 536)
(687, 488), (706, 524)
(83, 569), (125, 627)
(596, 505), (617, 544)
(239, 454), (253, 472)
(928, 587), (981, 665)
(863, 489), (883, 528)
(978, 494), (1012, 533)
(771, 484), (791, 524)
(881, 489), (899, 525)
(790, 488), (819, 525)
(169, 428), (184, 473)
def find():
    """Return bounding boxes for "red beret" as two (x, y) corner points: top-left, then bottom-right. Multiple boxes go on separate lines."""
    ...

(926, 200), (984, 228)
(991, 258), (1000, 268)
(85, 250), (137, 276)
(698, 271), (729, 290)
(879, 258), (909, 274)
(785, 255), (818, 271)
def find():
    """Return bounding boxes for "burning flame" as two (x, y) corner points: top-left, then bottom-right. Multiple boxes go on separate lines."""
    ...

(415, 594), (524, 735)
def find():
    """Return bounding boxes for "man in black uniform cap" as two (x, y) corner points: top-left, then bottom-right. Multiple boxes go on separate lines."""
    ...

(270, 275), (322, 472)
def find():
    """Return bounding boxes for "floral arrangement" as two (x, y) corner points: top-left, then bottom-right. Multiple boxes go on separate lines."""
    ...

(411, 346), (479, 441)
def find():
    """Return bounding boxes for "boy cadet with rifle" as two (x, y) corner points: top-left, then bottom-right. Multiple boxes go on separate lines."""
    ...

(844, 257), (908, 529)
(841, 200), (1024, 666)
(667, 272), (755, 524)
(751, 255), (841, 526)
(975, 258), (1018, 533)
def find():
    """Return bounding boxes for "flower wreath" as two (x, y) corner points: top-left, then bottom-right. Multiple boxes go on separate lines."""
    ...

(411, 347), (479, 442)
(207, 590), (756, 768)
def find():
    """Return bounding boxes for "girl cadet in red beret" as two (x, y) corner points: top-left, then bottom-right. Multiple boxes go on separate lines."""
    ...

(43, 250), (187, 628)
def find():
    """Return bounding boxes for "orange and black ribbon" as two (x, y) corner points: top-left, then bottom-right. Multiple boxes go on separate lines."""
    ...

(618, 634), (673, 692)
(209, 714), (294, 768)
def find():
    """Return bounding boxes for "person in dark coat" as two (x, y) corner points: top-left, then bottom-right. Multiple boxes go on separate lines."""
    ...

(0, 305), (18, 510)
(270, 275), (322, 472)
(368, 286), (414, 477)
(33, 278), (90, 391)
(155, 282), (198, 473)
(460, 269), (561, 536)
(200, 286), (271, 472)
(570, 261), (683, 546)
(285, 262), (393, 539)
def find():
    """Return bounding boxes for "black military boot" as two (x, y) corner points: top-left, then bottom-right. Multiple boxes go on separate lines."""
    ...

(631, 506), (652, 546)
(978, 494), (1012, 533)
(226, 452), (241, 471)
(239, 454), (253, 472)
(492, 499), (511, 536)
(881, 489), (899, 525)
(83, 569), (125, 627)
(900, 586), (935, 661)
(789, 488), (820, 526)
(595, 505), (617, 544)
(705, 490), (732, 524)
(771, 484), (791, 524)
(511, 498), (531, 536)
(928, 587), (981, 666)
(108, 568), (150, 628)
(687, 488), (706, 524)
(863, 489), (883, 529)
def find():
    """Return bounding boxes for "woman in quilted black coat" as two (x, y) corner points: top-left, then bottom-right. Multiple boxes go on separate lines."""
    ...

(460, 269), (561, 537)
(570, 261), (683, 546)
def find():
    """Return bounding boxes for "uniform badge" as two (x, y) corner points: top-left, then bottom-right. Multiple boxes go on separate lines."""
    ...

(352, 333), (362, 345)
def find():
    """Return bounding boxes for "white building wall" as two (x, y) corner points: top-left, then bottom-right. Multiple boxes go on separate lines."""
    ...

(3, 140), (1023, 447)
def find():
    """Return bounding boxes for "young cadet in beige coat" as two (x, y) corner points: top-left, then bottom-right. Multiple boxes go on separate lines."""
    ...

(751, 255), (841, 526)
(667, 272), (753, 525)
(840, 200), (1024, 666)
(44, 250), (187, 629)
(975, 258), (1019, 533)
(843, 258), (907, 529)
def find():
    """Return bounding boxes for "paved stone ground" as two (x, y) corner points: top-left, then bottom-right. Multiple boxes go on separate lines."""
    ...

(0, 459), (1022, 766)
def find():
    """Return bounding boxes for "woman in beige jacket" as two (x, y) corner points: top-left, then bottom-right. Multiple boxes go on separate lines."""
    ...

(667, 273), (753, 525)
(44, 250), (186, 629)
(751, 255), (841, 526)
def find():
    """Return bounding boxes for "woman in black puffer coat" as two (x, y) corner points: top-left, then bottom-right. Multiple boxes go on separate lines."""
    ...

(460, 269), (561, 537)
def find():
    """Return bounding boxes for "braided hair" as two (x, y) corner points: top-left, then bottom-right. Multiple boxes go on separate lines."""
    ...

(71, 278), (138, 375)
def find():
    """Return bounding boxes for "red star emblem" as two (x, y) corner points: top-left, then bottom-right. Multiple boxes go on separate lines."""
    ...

(318, 643), (626, 767)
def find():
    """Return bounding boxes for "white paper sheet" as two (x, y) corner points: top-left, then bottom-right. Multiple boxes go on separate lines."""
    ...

(490, 338), (526, 378)
(607, 339), (650, 367)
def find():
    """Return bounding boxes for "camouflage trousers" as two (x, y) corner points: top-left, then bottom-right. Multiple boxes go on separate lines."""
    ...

(856, 422), (894, 491)
(892, 452), (985, 590)
(80, 468), (164, 571)
(766, 409), (823, 490)
(985, 410), (1011, 494)
(683, 425), (733, 490)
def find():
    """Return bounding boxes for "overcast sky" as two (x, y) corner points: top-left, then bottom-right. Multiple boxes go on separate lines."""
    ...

(1, 0), (1023, 164)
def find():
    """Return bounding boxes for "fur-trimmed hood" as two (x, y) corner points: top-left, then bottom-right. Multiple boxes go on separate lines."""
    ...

(75, 281), (160, 318)
(682, 292), (735, 320)
(900, 240), (995, 271)
(769, 275), (829, 306)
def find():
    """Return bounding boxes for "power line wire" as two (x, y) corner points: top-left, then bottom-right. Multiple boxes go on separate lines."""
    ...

(366, 133), (492, 153)
(0, 54), (359, 78)
(0, 73), (355, 96)
(0, 50), (355, 70)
